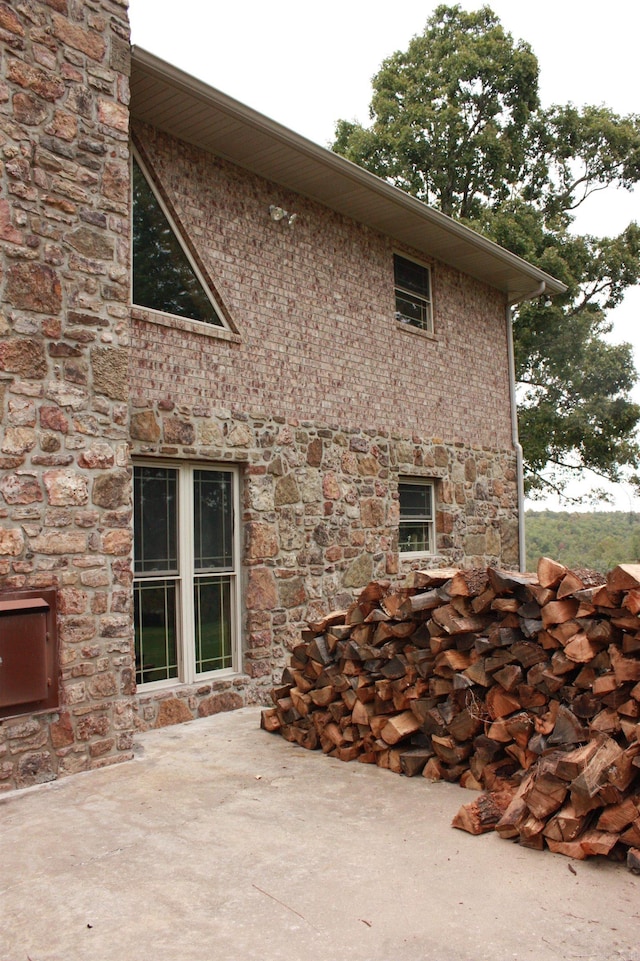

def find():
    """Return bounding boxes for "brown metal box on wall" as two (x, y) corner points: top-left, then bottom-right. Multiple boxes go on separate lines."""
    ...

(0, 589), (58, 719)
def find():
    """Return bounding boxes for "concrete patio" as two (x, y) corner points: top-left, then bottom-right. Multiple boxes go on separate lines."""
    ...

(1, 707), (638, 961)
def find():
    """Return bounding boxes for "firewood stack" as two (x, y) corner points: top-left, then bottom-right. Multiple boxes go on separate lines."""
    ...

(261, 559), (640, 868)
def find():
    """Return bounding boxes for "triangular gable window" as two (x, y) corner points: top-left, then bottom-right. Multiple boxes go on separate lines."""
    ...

(132, 153), (225, 327)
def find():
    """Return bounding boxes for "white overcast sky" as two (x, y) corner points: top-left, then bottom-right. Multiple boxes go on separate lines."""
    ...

(129, 0), (640, 509)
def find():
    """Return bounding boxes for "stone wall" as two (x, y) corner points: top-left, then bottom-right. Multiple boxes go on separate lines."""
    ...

(0, 0), (133, 791)
(130, 400), (518, 728)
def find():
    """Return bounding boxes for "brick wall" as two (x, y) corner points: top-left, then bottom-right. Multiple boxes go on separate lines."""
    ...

(0, 0), (133, 790)
(131, 124), (513, 449)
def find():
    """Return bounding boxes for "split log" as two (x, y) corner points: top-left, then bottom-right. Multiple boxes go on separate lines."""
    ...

(537, 556), (567, 588)
(608, 564), (640, 592)
(380, 710), (420, 746)
(543, 802), (589, 842)
(452, 790), (515, 835)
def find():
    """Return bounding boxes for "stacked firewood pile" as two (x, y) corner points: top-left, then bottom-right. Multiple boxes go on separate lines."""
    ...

(261, 559), (640, 870)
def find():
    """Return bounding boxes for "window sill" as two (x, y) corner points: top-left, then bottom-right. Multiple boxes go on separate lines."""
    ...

(399, 551), (437, 561)
(135, 668), (243, 695)
(396, 321), (436, 341)
(132, 305), (241, 344)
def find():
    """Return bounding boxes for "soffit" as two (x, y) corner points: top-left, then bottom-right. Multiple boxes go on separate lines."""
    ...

(130, 48), (566, 303)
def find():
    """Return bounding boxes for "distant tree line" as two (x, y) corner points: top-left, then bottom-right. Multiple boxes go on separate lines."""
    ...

(525, 511), (640, 573)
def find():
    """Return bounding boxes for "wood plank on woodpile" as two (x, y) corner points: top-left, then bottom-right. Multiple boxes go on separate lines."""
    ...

(260, 708), (281, 732)
(537, 556), (567, 588)
(596, 797), (639, 833)
(404, 568), (460, 589)
(563, 632), (602, 663)
(492, 597), (521, 613)
(608, 564), (640, 592)
(380, 710), (421, 745)
(398, 588), (442, 616)
(523, 774), (568, 820)
(543, 801), (589, 842)
(400, 747), (434, 777)
(471, 587), (497, 614)
(579, 830), (620, 857)
(486, 686), (522, 720)
(545, 838), (589, 860)
(431, 735), (472, 765)
(610, 645), (640, 683)
(556, 568), (605, 599)
(380, 590), (412, 619)
(546, 706), (587, 747)
(431, 604), (493, 636)
(570, 736), (625, 814)
(452, 790), (515, 835)
(422, 757), (445, 781)
(449, 568), (490, 597)
(307, 610), (348, 633)
(541, 598), (579, 628)
(488, 567), (538, 594)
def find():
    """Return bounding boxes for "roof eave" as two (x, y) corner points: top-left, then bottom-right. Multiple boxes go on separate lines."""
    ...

(129, 47), (567, 303)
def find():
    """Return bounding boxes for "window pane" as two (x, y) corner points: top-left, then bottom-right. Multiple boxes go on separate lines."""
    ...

(134, 466), (178, 574)
(134, 579), (178, 684)
(399, 482), (433, 518)
(394, 255), (432, 330)
(132, 158), (224, 326)
(395, 291), (431, 329)
(194, 470), (233, 570)
(394, 255), (430, 297)
(399, 521), (432, 554)
(194, 576), (233, 672)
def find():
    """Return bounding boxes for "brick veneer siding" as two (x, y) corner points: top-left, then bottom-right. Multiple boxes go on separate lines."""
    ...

(0, 1), (133, 790)
(128, 124), (520, 729)
(131, 124), (513, 449)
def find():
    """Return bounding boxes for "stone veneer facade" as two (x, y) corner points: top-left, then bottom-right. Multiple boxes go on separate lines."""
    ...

(0, 0), (519, 792)
(0, 0), (133, 790)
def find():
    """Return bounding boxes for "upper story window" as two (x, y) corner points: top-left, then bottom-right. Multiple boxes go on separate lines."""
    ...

(394, 254), (433, 333)
(132, 151), (226, 327)
(398, 478), (436, 555)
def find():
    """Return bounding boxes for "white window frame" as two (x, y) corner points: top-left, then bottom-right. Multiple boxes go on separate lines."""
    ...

(130, 146), (231, 331)
(398, 478), (436, 557)
(393, 253), (433, 334)
(133, 460), (242, 691)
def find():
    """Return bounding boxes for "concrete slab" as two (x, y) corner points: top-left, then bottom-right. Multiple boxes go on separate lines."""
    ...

(1, 707), (638, 961)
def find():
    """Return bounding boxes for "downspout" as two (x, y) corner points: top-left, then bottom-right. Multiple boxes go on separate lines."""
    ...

(507, 282), (546, 572)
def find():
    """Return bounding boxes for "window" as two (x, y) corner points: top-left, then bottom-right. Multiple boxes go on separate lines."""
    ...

(131, 152), (226, 327)
(133, 463), (240, 687)
(394, 254), (433, 332)
(399, 479), (435, 554)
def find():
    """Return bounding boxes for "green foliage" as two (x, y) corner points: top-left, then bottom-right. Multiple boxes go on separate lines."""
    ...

(525, 510), (640, 573)
(333, 4), (640, 501)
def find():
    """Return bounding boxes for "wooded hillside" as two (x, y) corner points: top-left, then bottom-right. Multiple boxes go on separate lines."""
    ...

(526, 512), (640, 573)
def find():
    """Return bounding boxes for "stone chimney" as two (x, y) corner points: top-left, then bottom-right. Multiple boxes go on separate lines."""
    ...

(0, 0), (134, 789)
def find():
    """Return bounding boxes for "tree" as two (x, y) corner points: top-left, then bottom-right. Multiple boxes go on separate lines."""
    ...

(333, 4), (640, 501)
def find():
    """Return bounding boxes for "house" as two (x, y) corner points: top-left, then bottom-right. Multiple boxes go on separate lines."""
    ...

(0, 2), (564, 792)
